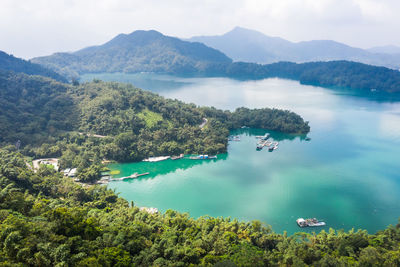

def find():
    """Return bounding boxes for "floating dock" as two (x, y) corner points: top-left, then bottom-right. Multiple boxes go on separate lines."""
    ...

(143, 156), (170, 162)
(109, 172), (150, 181)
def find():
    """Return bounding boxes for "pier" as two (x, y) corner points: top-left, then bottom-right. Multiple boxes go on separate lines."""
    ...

(109, 172), (150, 181)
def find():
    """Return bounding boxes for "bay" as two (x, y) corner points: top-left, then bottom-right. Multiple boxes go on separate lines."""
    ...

(81, 73), (400, 234)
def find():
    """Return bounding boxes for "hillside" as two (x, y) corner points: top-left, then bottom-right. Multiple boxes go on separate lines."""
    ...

(31, 30), (232, 78)
(0, 148), (400, 266)
(222, 61), (400, 94)
(368, 45), (400, 55)
(30, 29), (400, 94)
(0, 71), (309, 167)
(0, 51), (68, 82)
(189, 27), (400, 69)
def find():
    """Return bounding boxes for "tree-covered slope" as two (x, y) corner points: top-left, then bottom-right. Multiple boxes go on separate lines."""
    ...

(224, 61), (400, 93)
(0, 72), (309, 165)
(0, 149), (399, 266)
(0, 70), (77, 145)
(31, 30), (232, 78)
(0, 51), (67, 82)
(31, 28), (400, 94)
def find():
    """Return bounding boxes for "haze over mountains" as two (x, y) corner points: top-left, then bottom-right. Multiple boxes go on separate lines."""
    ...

(188, 27), (400, 69)
(367, 45), (400, 55)
(21, 29), (400, 94)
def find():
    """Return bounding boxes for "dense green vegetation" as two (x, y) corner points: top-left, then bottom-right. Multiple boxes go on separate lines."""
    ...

(31, 30), (400, 94)
(223, 61), (400, 93)
(0, 71), (309, 172)
(0, 51), (67, 82)
(0, 149), (399, 266)
(31, 30), (232, 79)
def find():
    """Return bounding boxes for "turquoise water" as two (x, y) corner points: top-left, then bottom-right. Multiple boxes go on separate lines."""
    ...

(82, 73), (400, 234)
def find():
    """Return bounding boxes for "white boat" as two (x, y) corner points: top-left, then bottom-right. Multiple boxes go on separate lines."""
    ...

(143, 156), (170, 162)
(296, 218), (326, 227)
(189, 154), (217, 160)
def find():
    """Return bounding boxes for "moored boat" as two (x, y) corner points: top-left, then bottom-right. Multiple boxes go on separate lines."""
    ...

(296, 218), (326, 227)
(171, 154), (184, 160)
(261, 133), (270, 140)
(189, 154), (217, 160)
(143, 156), (170, 162)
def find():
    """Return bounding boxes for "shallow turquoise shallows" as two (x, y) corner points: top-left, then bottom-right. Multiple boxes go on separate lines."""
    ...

(81, 73), (400, 234)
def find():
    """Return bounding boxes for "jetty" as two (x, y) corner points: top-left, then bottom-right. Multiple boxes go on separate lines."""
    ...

(256, 140), (273, 150)
(189, 155), (217, 160)
(109, 172), (150, 181)
(143, 156), (170, 162)
(171, 154), (184, 160)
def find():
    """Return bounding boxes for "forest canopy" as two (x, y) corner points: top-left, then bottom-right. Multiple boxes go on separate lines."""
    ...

(0, 149), (399, 266)
(0, 71), (309, 167)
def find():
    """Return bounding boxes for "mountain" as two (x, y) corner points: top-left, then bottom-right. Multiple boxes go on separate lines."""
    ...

(222, 61), (400, 94)
(0, 50), (68, 82)
(188, 27), (400, 69)
(368, 45), (400, 55)
(30, 29), (400, 94)
(31, 30), (232, 78)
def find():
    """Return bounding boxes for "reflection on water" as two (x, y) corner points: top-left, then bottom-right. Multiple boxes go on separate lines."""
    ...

(81, 72), (190, 92)
(109, 129), (307, 181)
(87, 73), (400, 235)
(109, 154), (228, 180)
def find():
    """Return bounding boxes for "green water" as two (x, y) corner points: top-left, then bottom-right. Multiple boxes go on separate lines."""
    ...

(82, 73), (400, 234)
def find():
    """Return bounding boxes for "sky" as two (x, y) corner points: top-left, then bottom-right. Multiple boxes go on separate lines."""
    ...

(1, 0), (400, 59)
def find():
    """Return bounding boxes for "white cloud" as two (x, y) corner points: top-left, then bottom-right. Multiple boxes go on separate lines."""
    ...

(0, 0), (400, 59)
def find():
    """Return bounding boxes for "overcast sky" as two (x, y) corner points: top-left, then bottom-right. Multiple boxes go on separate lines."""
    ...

(1, 0), (400, 59)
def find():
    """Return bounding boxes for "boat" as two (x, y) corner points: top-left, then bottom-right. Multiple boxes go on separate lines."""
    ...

(305, 137), (311, 141)
(232, 136), (241, 141)
(256, 144), (264, 150)
(296, 218), (326, 228)
(229, 135), (241, 141)
(189, 154), (217, 160)
(143, 156), (170, 162)
(171, 154), (184, 160)
(268, 146), (274, 152)
(261, 133), (270, 140)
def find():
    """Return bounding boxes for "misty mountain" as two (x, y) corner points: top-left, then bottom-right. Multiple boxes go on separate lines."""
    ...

(0, 51), (68, 82)
(368, 45), (400, 55)
(31, 30), (232, 78)
(188, 27), (400, 69)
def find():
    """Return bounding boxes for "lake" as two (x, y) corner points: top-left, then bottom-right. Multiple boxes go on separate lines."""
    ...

(81, 73), (400, 234)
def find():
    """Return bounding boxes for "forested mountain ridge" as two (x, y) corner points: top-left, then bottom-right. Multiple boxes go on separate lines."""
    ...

(0, 148), (400, 266)
(0, 50), (68, 82)
(30, 29), (400, 94)
(189, 26), (400, 69)
(223, 61), (400, 93)
(0, 71), (309, 169)
(31, 30), (232, 78)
